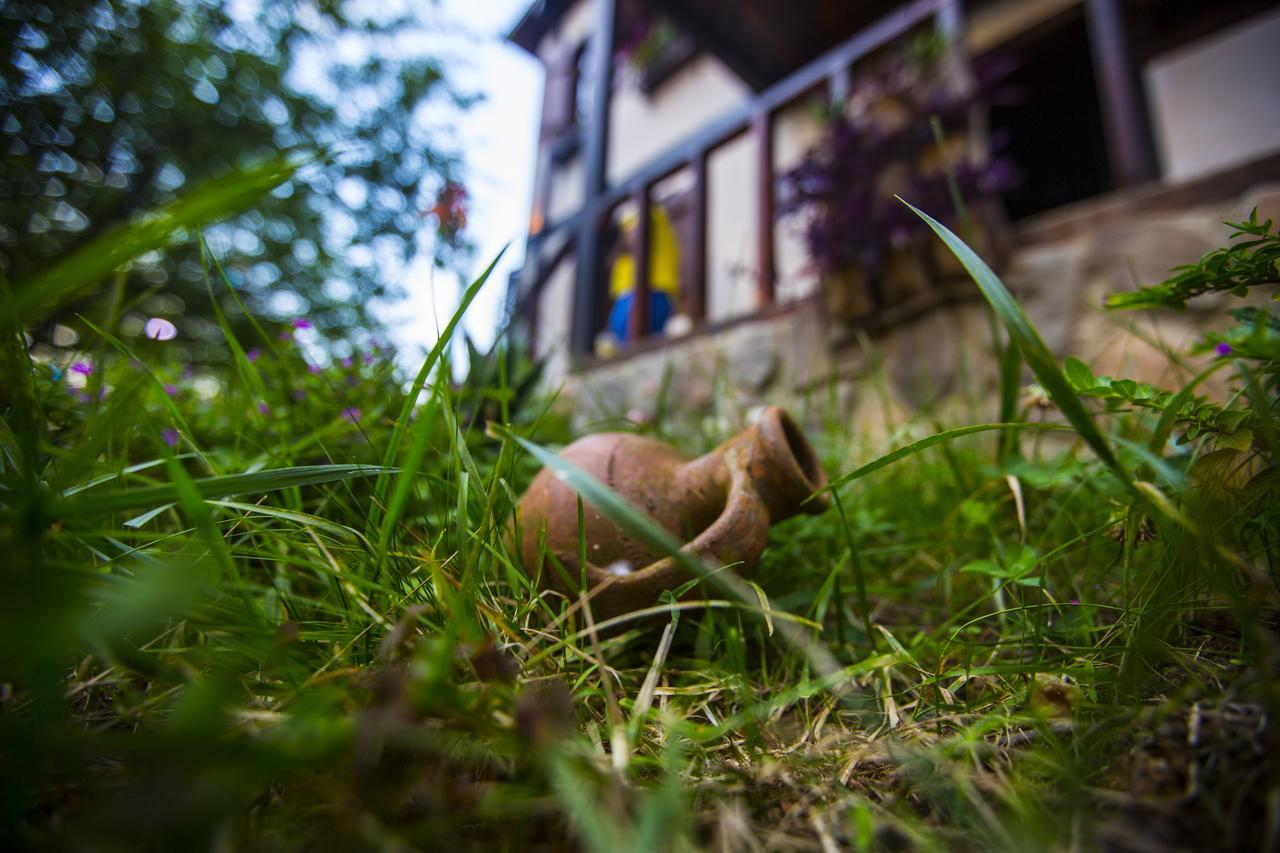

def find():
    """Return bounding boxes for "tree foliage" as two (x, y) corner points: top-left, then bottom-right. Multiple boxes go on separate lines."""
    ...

(0, 0), (470, 360)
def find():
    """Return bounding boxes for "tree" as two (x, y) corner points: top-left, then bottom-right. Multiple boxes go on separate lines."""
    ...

(0, 0), (470, 361)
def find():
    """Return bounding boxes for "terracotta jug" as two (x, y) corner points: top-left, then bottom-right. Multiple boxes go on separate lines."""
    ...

(515, 407), (830, 620)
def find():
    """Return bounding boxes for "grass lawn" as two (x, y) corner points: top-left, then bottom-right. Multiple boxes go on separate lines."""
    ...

(2, 164), (1277, 851)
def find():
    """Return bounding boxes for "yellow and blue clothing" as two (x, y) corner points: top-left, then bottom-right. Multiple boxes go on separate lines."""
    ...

(608, 206), (680, 342)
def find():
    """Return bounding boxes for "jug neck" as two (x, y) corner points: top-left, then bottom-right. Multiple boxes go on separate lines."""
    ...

(675, 408), (829, 523)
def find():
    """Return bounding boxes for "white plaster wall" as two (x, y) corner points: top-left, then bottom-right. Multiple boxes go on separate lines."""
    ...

(706, 131), (758, 321)
(1145, 9), (1280, 184)
(534, 0), (596, 227)
(607, 53), (751, 183)
(773, 101), (825, 305)
(546, 156), (585, 224)
(534, 254), (576, 382)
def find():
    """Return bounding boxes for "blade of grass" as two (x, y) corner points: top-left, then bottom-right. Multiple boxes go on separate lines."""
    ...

(200, 236), (268, 402)
(1148, 359), (1231, 455)
(77, 315), (215, 473)
(367, 248), (506, 544)
(833, 491), (875, 651)
(371, 378), (442, 583)
(823, 422), (1071, 493)
(900, 198), (1130, 486)
(57, 464), (391, 517)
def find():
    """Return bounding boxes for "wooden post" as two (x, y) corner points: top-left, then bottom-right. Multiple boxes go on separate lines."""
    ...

(828, 65), (851, 112)
(753, 110), (776, 308)
(524, 269), (540, 357)
(626, 187), (652, 344)
(571, 0), (616, 356)
(1084, 0), (1159, 187)
(934, 0), (963, 43)
(686, 150), (708, 323)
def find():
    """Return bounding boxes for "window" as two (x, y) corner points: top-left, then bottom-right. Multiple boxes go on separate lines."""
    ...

(983, 9), (1113, 220)
(572, 41), (595, 128)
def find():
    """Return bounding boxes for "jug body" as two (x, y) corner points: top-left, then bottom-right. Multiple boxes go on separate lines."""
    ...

(515, 407), (829, 619)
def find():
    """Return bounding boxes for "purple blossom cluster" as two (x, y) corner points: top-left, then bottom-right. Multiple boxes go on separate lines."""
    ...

(779, 51), (1018, 279)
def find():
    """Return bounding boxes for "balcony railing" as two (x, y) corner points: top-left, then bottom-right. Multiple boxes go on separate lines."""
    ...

(517, 0), (962, 361)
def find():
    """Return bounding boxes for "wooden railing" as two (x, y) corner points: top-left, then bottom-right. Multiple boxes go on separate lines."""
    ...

(519, 0), (960, 359)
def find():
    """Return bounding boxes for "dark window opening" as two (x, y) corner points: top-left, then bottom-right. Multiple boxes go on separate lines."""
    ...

(985, 10), (1112, 220)
(1127, 0), (1277, 58)
(572, 41), (595, 128)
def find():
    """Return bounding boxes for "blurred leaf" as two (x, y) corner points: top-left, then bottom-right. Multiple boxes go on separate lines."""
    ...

(1064, 357), (1095, 391)
(58, 464), (391, 517)
(8, 155), (303, 325)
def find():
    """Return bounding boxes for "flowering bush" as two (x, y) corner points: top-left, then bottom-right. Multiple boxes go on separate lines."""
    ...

(779, 37), (1016, 282)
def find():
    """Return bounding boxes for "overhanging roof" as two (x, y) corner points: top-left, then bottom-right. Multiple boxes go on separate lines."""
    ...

(508, 0), (908, 84)
(509, 0), (575, 55)
(650, 0), (905, 90)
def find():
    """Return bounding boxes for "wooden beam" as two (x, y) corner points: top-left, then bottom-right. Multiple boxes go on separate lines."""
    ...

(827, 66), (851, 110)
(753, 110), (776, 307)
(935, 0), (964, 42)
(571, 0), (616, 356)
(1083, 0), (1159, 186)
(626, 187), (652, 344)
(686, 152), (708, 323)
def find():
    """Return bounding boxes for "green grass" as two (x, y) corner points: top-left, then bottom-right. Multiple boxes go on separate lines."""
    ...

(1, 172), (1277, 850)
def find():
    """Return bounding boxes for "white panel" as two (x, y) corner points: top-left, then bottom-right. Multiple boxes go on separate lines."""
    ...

(534, 255), (576, 383)
(608, 53), (751, 183)
(1145, 10), (1280, 183)
(772, 102), (825, 304)
(706, 131), (758, 322)
(546, 156), (585, 223)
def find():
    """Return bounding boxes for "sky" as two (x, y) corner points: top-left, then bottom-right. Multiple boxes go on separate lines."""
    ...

(369, 0), (542, 366)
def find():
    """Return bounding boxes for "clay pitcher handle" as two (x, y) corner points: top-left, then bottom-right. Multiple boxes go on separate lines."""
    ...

(581, 452), (770, 618)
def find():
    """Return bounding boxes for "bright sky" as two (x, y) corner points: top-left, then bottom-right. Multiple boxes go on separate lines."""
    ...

(370, 0), (542, 366)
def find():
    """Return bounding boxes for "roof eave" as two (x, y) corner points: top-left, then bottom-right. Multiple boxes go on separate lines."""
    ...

(508, 0), (574, 56)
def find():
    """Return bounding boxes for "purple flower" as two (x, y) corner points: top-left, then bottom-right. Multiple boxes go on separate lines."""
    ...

(292, 318), (312, 330)
(70, 361), (93, 376)
(344, 375), (359, 387)
(246, 348), (261, 363)
(1215, 342), (1232, 356)
(341, 406), (361, 424)
(1069, 598), (1080, 606)
(340, 356), (353, 369)
(362, 349), (376, 364)
(307, 362), (322, 375)
(144, 317), (177, 341)
(161, 428), (180, 448)
(292, 389), (307, 401)
(257, 401), (270, 416)
(164, 383), (178, 397)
